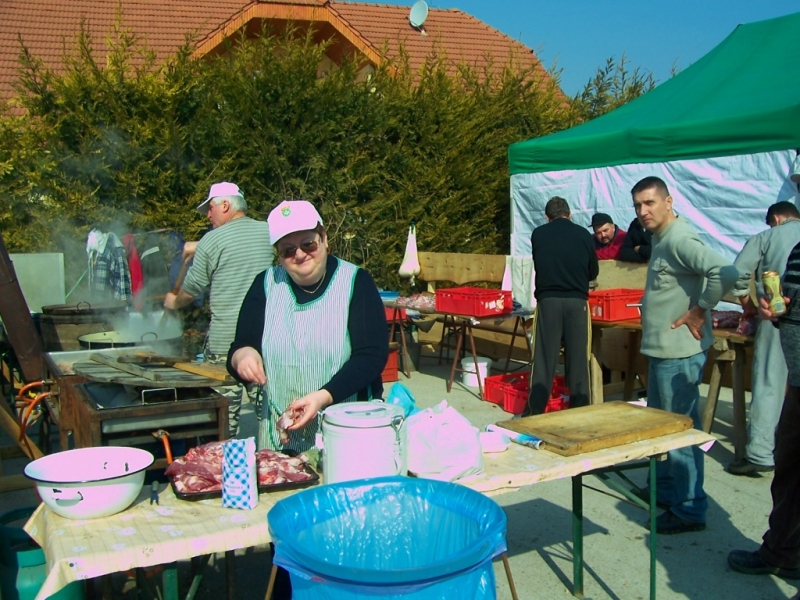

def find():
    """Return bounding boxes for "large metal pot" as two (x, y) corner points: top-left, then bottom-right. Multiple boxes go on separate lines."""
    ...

(41, 300), (130, 317)
(23, 447), (154, 519)
(77, 330), (182, 350)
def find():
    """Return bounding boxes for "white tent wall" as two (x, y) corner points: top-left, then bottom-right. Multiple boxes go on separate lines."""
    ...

(510, 149), (799, 261)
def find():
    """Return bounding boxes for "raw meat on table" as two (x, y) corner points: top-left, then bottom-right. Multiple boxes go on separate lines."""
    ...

(165, 441), (313, 494)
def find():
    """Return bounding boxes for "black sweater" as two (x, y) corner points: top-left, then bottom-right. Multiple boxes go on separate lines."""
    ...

(618, 217), (653, 262)
(531, 218), (599, 301)
(226, 254), (388, 402)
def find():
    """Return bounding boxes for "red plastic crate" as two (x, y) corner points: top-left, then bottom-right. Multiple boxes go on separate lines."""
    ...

(385, 306), (407, 321)
(435, 287), (513, 317)
(502, 373), (531, 414)
(545, 395), (570, 413)
(482, 374), (506, 405)
(493, 372), (571, 415)
(381, 349), (399, 383)
(588, 288), (644, 322)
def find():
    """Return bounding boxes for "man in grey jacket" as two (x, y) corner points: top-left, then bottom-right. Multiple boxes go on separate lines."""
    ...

(633, 176), (742, 534)
(728, 201), (800, 475)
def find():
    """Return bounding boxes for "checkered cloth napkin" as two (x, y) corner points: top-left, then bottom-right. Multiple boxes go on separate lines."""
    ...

(222, 437), (258, 509)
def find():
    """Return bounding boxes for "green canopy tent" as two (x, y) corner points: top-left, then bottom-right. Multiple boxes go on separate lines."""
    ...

(508, 11), (800, 260)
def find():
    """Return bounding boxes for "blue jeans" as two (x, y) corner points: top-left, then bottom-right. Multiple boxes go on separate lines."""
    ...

(647, 352), (708, 523)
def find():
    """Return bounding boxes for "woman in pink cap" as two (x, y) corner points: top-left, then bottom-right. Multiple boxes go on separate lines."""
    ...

(226, 200), (389, 453)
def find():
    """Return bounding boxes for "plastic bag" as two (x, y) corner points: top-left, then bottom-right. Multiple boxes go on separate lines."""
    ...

(268, 476), (506, 599)
(405, 400), (483, 482)
(398, 222), (421, 284)
(385, 382), (420, 417)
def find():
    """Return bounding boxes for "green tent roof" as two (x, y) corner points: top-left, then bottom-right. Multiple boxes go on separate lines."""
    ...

(508, 12), (800, 175)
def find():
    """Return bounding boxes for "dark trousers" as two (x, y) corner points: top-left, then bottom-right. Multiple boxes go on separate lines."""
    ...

(759, 384), (800, 569)
(526, 297), (590, 415)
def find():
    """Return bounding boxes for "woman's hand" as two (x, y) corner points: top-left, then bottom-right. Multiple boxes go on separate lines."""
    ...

(288, 390), (334, 429)
(230, 347), (266, 385)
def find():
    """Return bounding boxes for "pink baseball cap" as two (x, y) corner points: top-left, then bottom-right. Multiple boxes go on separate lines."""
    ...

(196, 182), (243, 213)
(268, 201), (323, 243)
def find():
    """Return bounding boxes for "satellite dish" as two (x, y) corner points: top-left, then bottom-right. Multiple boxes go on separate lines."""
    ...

(409, 0), (429, 29)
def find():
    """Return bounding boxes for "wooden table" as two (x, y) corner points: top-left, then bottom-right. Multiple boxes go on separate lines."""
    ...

(26, 423), (713, 600)
(589, 319), (753, 459)
(384, 301), (531, 398)
(468, 423), (715, 600)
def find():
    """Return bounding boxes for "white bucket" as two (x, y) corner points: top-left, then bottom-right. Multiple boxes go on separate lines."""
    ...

(461, 357), (492, 387)
(321, 401), (407, 484)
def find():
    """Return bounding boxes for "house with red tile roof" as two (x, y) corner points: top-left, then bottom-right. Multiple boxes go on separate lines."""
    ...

(0, 0), (554, 107)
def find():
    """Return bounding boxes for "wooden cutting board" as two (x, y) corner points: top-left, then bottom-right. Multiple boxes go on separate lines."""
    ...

(496, 401), (692, 456)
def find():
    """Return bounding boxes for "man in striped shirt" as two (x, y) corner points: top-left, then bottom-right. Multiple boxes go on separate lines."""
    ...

(165, 182), (273, 436)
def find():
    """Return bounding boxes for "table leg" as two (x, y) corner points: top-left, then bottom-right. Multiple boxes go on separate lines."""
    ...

(503, 317), (522, 373)
(571, 475), (584, 598)
(225, 550), (237, 599)
(731, 343), (747, 461)
(649, 456), (657, 600)
(185, 554), (210, 600)
(701, 349), (728, 433)
(162, 563), (178, 600)
(447, 322), (465, 393)
(622, 331), (639, 401)
(589, 326), (603, 405)
(438, 315), (453, 365)
(466, 325), (484, 399)
(388, 309), (411, 378)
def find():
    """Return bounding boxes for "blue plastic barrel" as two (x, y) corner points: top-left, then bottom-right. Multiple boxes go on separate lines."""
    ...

(268, 476), (507, 599)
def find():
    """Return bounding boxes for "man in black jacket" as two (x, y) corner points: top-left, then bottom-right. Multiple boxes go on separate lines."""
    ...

(526, 197), (599, 415)
(619, 216), (653, 262)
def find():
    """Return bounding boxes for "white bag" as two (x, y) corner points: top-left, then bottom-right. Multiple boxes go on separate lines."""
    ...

(405, 400), (484, 482)
(398, 222), (421, 284)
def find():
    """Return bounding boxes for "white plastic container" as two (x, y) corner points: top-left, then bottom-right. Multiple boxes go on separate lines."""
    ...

(461, 357), (492, 387)
(321, 401), (407, 484)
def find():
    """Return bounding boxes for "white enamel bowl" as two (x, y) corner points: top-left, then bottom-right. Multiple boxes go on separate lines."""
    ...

(24, 446), (154, 519)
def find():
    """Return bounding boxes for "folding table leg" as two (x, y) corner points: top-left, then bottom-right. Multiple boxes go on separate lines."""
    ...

(264, 565), (278, 600)
(225, 550), (236, 599)
(447, 322), (465, 393)
(161, 563), (178, 600)
(648, 456), (657, 600)
(571, 475), (584, 598)
(501, 553), (520, 600)
(466, 325), (484, 399)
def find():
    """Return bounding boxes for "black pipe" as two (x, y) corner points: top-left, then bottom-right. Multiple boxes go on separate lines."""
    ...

(0, 232), (44, 383)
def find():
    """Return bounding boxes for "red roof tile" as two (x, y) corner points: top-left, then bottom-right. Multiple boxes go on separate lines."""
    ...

(0, 0), (555, 108)
(329, 2), (550, 82)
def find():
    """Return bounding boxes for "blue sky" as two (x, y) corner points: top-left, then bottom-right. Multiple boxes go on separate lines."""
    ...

(349, 0), (800, 96)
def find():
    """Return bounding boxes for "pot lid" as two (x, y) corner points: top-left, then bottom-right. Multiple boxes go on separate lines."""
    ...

(323, 401), (404, 428)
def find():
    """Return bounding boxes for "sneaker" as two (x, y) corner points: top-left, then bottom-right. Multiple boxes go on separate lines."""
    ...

(648, 510), (706, 535)
(726, 458), (775, 476)
(728, 550), (800, 579)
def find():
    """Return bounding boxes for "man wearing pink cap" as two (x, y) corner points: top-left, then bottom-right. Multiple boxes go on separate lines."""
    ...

(165, 182), (272, 437)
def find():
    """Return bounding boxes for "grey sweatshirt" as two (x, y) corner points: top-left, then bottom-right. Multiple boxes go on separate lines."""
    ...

(732, 219), (800, 298)
(640, 217), (742, 359)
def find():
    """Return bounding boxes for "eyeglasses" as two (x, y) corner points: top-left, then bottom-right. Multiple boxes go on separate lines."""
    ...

(279, 239), (319, 259)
